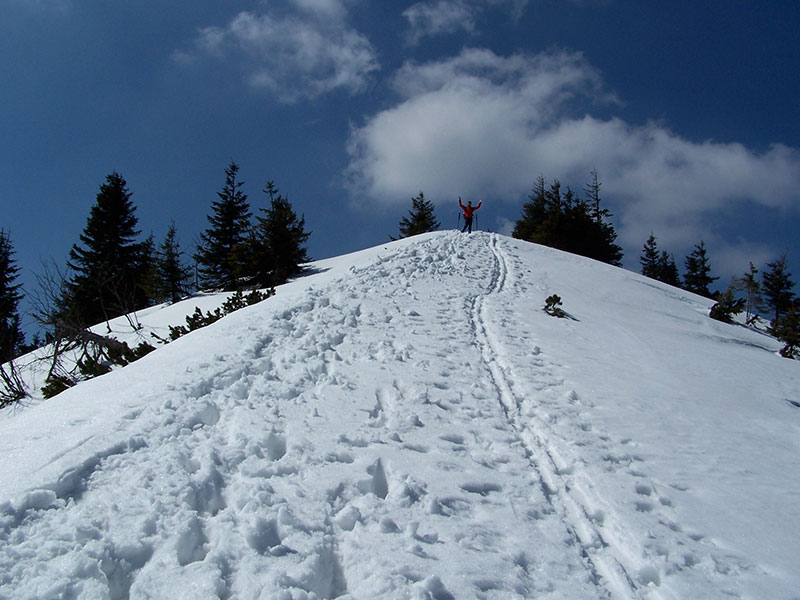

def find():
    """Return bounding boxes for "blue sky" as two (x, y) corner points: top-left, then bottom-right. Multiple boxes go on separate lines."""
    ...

(3, 0), (799, 331)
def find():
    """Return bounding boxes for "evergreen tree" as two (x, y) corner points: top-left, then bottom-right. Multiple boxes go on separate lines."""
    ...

(657, 251), (681, 287)
(195, 162), (253, 291)
(682, 241), (718, 298)
(395, 192), (440, 239)
(0, 230), (25, 362)
(770, 301), (800, 359)
(594, 217), (623, 266)
(709, 286), (746, 324)
(762, 252), (795, 324)
(512, 175), (546, 242)
(639, 233), (680, 286)
(252, 180), (311, 287)
(64, 172), (151, 327)
(579, 170), (622, 266)
(154, 221), (193, 303)
(512, 173), (622, 266)
(640, 233), (660, 278)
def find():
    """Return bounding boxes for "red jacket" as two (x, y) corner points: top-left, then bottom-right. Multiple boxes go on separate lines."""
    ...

(459, 198), (481, 218)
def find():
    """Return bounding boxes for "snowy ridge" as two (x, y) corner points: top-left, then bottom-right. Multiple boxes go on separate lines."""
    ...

(1, 232), (799, 599)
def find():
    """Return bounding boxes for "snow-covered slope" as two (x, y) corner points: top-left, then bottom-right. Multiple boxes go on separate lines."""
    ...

(1, 232), (798, 599)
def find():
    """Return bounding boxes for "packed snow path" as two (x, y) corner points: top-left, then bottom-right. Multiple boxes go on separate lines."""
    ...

(2, 232), (799, 599)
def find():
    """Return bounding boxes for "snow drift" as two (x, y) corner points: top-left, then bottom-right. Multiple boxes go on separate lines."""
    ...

(1, 231), (799, 599)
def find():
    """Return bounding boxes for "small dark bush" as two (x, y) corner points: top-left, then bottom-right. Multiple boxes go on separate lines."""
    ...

(167, 289), (274, 342)
(544, 294), (567, 318)
(41, 374), (77, 398)
(709, 290), (746, 324)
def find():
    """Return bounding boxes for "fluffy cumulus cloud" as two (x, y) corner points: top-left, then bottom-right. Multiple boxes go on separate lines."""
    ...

(344, 47), (800, 266)
(345, 48), (612, 201)
(177, 1), (378, 102)
(403, 0), (528, 43)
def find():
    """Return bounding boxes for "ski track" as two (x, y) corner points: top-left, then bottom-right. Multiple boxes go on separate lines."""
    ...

(470, 234), (755, 599)
(470, 235), (636, 599)
(0, 231), (759, 599)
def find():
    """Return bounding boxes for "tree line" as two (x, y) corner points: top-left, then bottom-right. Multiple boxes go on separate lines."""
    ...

(638, 233), (799, 357)
(4, 166), (800, 403)
(1, 162), (310, 405)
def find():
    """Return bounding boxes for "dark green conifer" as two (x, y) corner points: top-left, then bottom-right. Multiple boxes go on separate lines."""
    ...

(683, 241), (718, 298)
(762, 252), (795, 324)
(512, 173), (622, 266)
(155, 221), (193, 303)
(395, 192), (440, 239)
(0, 229), (25, 362)
(252, 180), (311, 287)
(657, 251), (681, 287)
(640, 233), (660, 278)
(64, 172), (151, 326)
(512, 175), (546, 242)
(195, 162), (253, 291)
(709, 287), (746, 324)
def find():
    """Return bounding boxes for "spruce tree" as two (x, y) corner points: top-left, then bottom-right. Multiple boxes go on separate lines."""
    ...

(577, 170), (622, 266)
(640, 233), (660, 278)
(64, 172), (151, 327)
(709, 286), (746, 324)
(683, 241), (718, 298)
(657, 251), (681, 287)
(513, 173), (622, 266)
(512, 176), (546, 242)
(195, 162), (253, 291)
(0, 230), (25, 362)
(596, 218), (624, 266)
(252, 180), (311, 287)
(154, 221), (193, 303)
(762, 252), (795, 324)
(640, 233), (680, 286)
(771, 301), (800, 359)
(395, 192), (440, 239)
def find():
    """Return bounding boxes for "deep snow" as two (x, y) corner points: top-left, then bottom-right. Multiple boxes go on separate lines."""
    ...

(1, 231), (799, 599)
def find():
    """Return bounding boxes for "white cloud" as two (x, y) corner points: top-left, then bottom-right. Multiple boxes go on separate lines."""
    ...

(344, 48), (800, 268)
(402, 0), (530, 44)
(403, 1), (478, 43)
(177, 5), (378, 103)
(344, 48), (611, 201)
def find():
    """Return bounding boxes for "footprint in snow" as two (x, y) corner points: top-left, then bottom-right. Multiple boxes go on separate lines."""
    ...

(429, 496), (472, 517)
(439, 433), (465, 446)
(356, 458), (389, 499)
(402, 443), (429, 453)
(460, 482), (503, 497)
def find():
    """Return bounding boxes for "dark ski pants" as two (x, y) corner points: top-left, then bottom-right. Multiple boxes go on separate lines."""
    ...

(461, 217), (473, 233)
